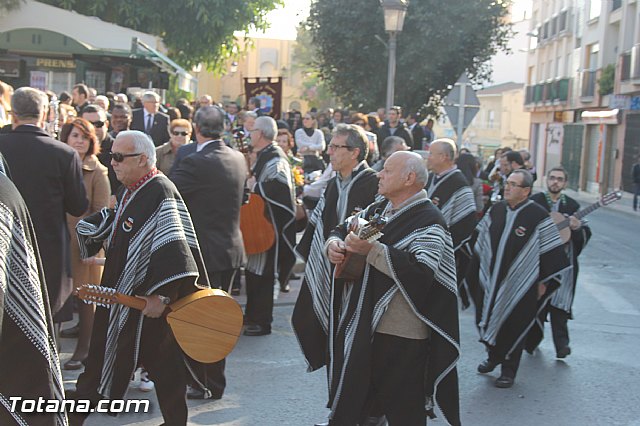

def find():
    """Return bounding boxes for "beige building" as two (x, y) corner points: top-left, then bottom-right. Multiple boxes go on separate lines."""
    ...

(435, 82), (530, 160)
(194, 37), (307, 113)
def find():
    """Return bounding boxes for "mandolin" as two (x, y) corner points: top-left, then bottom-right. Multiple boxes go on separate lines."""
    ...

(335, 212), (387, 281)
(240, 193), (276, 255)
(77, 285), (243, 363)
(550, 190), (621, 243)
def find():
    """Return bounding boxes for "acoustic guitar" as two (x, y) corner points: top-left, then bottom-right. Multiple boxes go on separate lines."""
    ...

(335, 212), (387, 281)
(240, 193), (276, 255)
(551, 190), (621, 243)
(77, 285), (243, 364)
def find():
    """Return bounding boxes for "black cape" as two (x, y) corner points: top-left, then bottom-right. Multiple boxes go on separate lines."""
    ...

(292, 164), (378, 371)
(426, 169), (478, 307)
(327, 198), (460, 426)
(76, 173), (210, 400)
(0, 173), (67, 426)
(466, 200), (570, 360)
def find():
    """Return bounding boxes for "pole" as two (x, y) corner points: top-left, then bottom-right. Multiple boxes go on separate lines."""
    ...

(456, 79), (466, 150)
(385, 31), (397, 113)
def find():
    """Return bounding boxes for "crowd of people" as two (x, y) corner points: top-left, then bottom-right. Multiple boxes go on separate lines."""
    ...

(0, 79), (592, 426)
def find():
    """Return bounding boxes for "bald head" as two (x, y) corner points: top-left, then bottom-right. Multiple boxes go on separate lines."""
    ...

(427, 138), (457, 174)
(378, 151), (429, 205)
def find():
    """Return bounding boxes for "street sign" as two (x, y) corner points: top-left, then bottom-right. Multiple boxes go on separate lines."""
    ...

(443, 73), (480, 147)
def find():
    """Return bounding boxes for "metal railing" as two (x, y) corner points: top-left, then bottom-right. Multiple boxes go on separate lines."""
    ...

(525, 78), (571, 105)
(580, 70), (596, 98)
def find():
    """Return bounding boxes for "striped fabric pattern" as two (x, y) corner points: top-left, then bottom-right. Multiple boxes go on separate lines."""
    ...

(0, 201), (67, 426)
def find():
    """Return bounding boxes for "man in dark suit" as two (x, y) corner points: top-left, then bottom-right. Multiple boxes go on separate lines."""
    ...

(82, 104), (119, 195)
(169, 138), (197, 175)
(170, 105), (248, 400)
(72, 83), (90, 114)
(0, 87), (88, 324)
(131, 91), (170, 147)
(407, 113), (426, 151)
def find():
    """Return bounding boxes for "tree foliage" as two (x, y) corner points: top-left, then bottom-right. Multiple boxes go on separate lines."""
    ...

(32, 0), (282, 72)
(307, 0), (513, 114)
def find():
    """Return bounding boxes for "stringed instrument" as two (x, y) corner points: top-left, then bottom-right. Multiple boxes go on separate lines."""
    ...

(550, 190), (621, 243)
(240, 193), (276, 255)
(77, 285), (243, 363)
(335, 212), (387, 281)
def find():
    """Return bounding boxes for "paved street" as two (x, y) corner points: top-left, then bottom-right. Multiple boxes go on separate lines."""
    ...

(60, 196), (640, 426)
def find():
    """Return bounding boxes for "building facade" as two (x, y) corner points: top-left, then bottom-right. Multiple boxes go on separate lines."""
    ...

(525, 0), (638, 194)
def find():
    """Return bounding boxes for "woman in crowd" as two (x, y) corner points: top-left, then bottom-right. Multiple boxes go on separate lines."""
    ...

(457, 152), (484, 215)
(156, 118), (192, 174)
(0, 80), (13, 127)
(59, 118), (111, 370)
(295, 112), (326, 174)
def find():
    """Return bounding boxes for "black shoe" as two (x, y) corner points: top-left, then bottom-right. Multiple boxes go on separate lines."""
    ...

(556, 346), (571, 359)
(60, 324), (80, 338)
(477, 359), (497, 374)
(280, 283), (290, 293)
(230, 288), (241, 296)
(243, 324), (271, 336)
(495, 375), (514, 388)
(363, 416), (387, 426)
(186, 385), (222, 400)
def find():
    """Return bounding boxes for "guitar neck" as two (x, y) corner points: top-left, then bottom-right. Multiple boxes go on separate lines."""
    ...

(556, 200), (601, 231)
(114, 293), (147, 311)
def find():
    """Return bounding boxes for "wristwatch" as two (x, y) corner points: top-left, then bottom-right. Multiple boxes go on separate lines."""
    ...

(157, 295), (171, 305)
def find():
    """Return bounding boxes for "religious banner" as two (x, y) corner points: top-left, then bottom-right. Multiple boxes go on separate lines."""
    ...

(244, 77), (282, 119)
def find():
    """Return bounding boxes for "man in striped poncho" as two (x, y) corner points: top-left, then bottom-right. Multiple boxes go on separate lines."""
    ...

(467, 169), (570, 389)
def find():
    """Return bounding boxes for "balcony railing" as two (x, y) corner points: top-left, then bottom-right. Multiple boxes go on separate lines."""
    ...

(524, 78), (571, 105)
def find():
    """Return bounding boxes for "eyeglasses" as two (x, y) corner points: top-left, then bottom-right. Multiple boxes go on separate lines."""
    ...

(91, 120), (105, 128)
(328, 144), (351, 151)
(110, 152), (142, 162)
(547, 176), (566, 182)
(505, 180), (527, 188)
(172, 131), (189, 136)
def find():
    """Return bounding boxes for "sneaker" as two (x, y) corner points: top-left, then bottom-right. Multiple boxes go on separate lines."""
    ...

(138, 369), (154, 392)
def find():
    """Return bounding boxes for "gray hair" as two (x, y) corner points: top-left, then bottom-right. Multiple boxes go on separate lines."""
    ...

(116, 130), (156, 168)
(397, 151), (429, 186)
(254, 116), (277, 141)
(11, 87), (46, 120)
(511, 169), (533, 188)
(141, 91), (160, 103)
(333, 123), (368, 162)
(432, 138), (457, 160)
(194, 105), (224, 139)
(244, 111), (258, 120)
(380, 136), (406, 159)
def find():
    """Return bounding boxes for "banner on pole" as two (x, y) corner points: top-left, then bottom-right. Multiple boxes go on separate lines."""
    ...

(244, 77), (282, 119)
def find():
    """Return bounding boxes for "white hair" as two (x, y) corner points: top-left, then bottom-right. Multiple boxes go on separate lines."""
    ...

(254, 116), (277, 141)
(116, 130), (156, 167)
(395, 151), (429, 186)
(95, 95), (109, 109)
(142, 91), (160, 103)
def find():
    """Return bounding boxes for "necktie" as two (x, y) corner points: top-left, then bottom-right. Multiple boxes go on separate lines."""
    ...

(146, 114), (153, 134)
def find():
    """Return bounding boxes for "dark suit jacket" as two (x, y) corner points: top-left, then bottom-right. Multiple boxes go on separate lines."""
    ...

(377, 122), (414, 150)
(131, 109), (170, 147)
(409, 123), (426, 150)
(170, 141), (248, 275)
(0, 125), (88, 319)
(169, 142), (197, 176)
(96, 133), (121, 194)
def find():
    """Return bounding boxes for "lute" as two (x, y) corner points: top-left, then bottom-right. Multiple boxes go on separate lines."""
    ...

(77, 285), (243, 363)
(334, 211), (387, 281)
(550, 190), (621, 243)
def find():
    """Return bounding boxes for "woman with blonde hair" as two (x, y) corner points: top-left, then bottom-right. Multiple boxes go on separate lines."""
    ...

(0, 80), (13, 127)
(59, 118), (111, 369)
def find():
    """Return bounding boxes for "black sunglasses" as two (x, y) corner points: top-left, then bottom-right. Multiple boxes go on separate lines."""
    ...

(90, 120), (105, 128)
(172, 131), (189, 136)
(110, 152), (142, 162)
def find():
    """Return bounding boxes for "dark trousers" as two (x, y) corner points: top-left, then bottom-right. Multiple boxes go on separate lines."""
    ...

(549, 305), (570, 351)
(71, 310), (188, 426)
(210, 269), (237, 292)
(488, 340), (525, 380)
(360, 333), (428, 426)
(244, 270), (274, 330)
(634, 182), (640, 211)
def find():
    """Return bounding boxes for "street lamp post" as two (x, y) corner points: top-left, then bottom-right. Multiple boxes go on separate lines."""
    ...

(381, 0), (408, 113)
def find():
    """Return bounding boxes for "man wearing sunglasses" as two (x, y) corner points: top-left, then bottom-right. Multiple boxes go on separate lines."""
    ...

(82, 104), (119, 194)
(467, 169), (570, 389)
(525, 167), (590, 359)
(71, 130), (211, 426)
